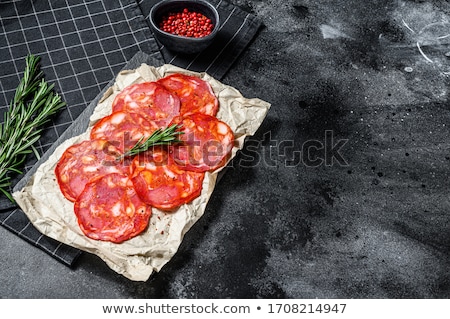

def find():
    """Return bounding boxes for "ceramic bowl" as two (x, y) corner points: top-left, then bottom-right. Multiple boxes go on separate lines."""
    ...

(149, 0), (220, 54)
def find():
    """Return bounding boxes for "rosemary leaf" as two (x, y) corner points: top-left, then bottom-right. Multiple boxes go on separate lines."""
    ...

(119, 124), (184, 160)
(0, 54), (66, 202)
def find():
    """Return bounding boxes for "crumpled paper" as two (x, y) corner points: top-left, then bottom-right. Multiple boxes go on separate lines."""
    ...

(12, 63), (271, 281)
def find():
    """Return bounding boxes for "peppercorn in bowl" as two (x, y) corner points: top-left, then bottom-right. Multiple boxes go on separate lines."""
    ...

(149, 0), (220, 54)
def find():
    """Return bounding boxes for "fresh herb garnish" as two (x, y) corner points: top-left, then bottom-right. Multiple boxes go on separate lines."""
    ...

(0, 54), (66, 202)
(118, 124), (184, 160)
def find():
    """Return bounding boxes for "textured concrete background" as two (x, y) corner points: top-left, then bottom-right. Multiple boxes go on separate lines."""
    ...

(1, 0), (449, 298)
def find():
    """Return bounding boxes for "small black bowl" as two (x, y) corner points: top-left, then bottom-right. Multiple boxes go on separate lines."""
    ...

(149, 0), (220, 54)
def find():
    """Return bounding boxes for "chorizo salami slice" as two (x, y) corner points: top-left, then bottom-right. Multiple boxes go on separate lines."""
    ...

(112, 81), (180, 127)
(90, 111), (158, 153)
(55, 139), (129, 202)
(157, 73), (219, 117)
(131, 148), (205, 210)
(74, 173), (152, 243)
(170, 113), (234, 172)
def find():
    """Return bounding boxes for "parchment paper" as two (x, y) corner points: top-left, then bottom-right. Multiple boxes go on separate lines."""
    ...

(12, 63), (271, 281)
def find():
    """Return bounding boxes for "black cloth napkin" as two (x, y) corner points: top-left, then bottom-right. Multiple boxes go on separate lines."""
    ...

(0, 0), (262, 267)
(0, 0), (163, 266)
(138, 0), (262, 80)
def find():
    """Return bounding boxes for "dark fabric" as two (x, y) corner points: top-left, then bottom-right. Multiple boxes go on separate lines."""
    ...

(0, 209), (82, 266)
(0, 0), (163, 266)
(138, 0), (263, 80)
(0, 0), (261, 267)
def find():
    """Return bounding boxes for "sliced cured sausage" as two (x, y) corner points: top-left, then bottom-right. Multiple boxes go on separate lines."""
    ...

(112, 81), (180, 127)
(157, 73), (218, 116)
(131, 148), (205, 210)
(55, 139), (129, 202)
(74, 173), (152, 243)
(90, 111), (158, 153)
(170, 113), (234, 172)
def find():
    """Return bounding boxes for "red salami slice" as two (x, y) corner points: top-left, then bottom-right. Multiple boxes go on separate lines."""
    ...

(131, 148), (205, 210)
(90, 111), (158, 153)
(157, 73), (219, 116)
(55, 139), (129, 202)
(170, 113), (234, 172)
(74, 173), (152, 243)
(112, 81), (180, 126)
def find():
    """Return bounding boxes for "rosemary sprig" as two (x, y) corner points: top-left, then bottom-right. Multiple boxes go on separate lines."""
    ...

(0, 54), (66, 202)
(119, 124), (184, 160)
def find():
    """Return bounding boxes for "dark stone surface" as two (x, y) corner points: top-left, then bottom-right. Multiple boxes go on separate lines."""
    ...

(1, 0), (449, 298)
